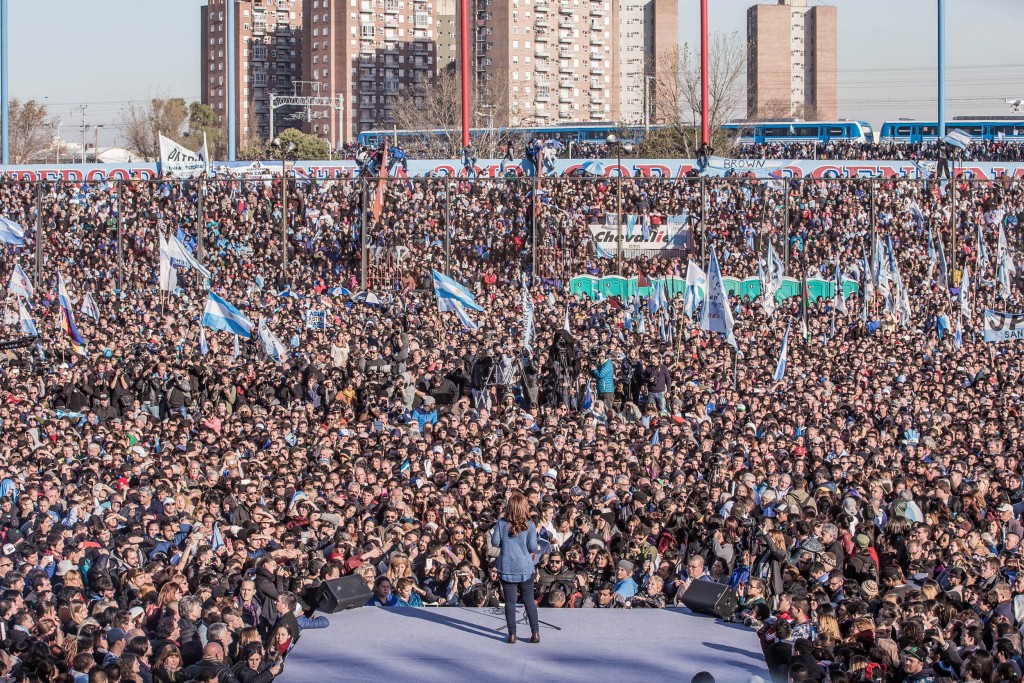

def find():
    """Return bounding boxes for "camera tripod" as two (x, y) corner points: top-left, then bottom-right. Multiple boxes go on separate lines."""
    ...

(492, 605), (562, 633)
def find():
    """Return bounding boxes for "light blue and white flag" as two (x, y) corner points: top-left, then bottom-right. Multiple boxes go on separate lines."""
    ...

(521, 275), (535, 352)
(594, 240), (614, 260)
(199, 326), (209, 356)
(202, 291), (253, 338)
(773, 324), (790, 382)
(700, 248), (737, 349)
(954, 316), (963, 350)
(960, 264), (972, 318)
(684, 260), (706, 319)
(232, 333), (240, 359)
(81, 292), (101, 323)
(210, 523), (226, 552)
(998, 223), (1016, 299)
(18, 300), (37, 337)
(647, 278), (664, 315)
(451, 299), (480, 330)
(432, 270), (484, 312)
(258, 318), (288, 363)
(938, 235), (949, 289)
(927, 226), (937, 283)
(7, 264), (33, 300)
(977, 223), (989, 276)
(0, 218), (25, 246)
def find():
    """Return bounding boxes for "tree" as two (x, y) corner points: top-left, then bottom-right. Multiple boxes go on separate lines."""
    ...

(649, 32), (745, 157)
(389, 67), (510, 157)
(8, 98), (58, 164)
(275, 128), (328, 160)
(119, 97), (189, 161)
(183, 102), (224, 159)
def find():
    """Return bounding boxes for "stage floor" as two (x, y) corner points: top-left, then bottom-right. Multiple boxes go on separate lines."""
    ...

(279, 606), (769, 683)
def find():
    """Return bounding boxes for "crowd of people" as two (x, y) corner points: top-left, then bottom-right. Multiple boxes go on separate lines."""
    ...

(0, 140), (1021, 682)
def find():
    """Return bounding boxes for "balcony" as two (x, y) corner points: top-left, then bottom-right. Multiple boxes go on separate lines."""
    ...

(560, 91), (572, 103)
(535, 62), (549, 72)
(589, 4), (603, 15)
(253, 22), (268, 34)
(359, 71), (375, 81)
(536, 48), (549, 58)
(590, 34), (603, 45)
(559, 110), (571, 119)
(558, 32), (571, 44)
(591, 95), (603, 104)
(536, 91), (550, 102)
(559, 18), (573, 29)
(535, 1), (549, 11)
(590, 110), (604, 120)
(591, 64), (603, 75)
(559, 3), (573, 14)
(558, 48), (571, 58)
(535, 31), (549, 42)
(535, 18), (549, 28)
(559, 62), (572, 73)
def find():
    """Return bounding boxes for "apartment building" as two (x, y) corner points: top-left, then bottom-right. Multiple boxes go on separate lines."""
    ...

(747, 0), (837, 120)
(201, 0), (304, 146)
(301, 0), (440, 145)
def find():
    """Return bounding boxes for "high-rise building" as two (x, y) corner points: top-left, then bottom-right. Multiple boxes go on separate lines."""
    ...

(201, 0), (304, 147)
(301, 0), (440, 146)
(746, 0), (836, 120)
(476, 0), (675, 128)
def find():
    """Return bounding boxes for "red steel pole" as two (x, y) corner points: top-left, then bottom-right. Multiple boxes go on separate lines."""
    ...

(460, 0), (471, 148)
(700, 0), (709, 146)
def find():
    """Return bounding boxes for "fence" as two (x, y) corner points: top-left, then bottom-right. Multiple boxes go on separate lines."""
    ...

(0, 174), (1014, 300)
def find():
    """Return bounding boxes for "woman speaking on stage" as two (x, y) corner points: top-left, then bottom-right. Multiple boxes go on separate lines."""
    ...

(490, 491), (541, 643)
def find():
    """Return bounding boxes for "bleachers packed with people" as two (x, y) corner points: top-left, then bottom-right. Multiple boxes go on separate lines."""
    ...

(0, 145), (1022, 682)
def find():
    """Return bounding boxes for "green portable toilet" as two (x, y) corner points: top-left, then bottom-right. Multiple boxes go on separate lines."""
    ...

(570, 276), (597, 299)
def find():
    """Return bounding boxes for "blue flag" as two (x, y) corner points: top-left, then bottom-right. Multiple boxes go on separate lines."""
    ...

(773, 324), (790, 382)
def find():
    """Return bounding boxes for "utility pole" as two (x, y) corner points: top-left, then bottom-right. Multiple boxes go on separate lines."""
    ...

(93, 125), (103, 163)
(71, 105), (87, 164)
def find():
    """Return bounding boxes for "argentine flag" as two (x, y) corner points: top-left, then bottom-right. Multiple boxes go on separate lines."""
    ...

(0, 218), (25, 246)
(258, 318), (288, 363)
(199, 327), (209, 356)
(18, 300), (37, 337)
(432, 270), (484, 312)
(202, 291), (253, 338)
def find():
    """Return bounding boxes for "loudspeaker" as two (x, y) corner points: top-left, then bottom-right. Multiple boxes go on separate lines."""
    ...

(679, 580), (738, 620)
(315, 576), (373, 614)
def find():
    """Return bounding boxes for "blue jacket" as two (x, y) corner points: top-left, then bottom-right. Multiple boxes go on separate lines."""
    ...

(491, 519), (538, 582)
(593, 359), (615, 394)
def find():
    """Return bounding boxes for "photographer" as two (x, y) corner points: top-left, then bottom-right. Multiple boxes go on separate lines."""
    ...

(164, 370), (193, 420)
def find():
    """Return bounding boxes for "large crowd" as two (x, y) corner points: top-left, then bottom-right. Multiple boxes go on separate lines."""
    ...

(0, 140), (1022, 683)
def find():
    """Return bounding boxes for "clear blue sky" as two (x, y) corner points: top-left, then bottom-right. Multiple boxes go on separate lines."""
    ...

(9, 0), (1024, 146)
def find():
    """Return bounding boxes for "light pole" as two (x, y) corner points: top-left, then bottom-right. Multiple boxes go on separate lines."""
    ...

(272, 137), (298, 268)
(54, 121), (62, 164)
(606, 133), (633, 275)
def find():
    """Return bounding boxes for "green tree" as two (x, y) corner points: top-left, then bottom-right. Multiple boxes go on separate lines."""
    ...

(184, 102), (224, 158)
(276, 128), (328, 160)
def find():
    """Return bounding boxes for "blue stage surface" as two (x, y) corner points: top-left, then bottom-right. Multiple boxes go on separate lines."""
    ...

(278, 606), (769, 683)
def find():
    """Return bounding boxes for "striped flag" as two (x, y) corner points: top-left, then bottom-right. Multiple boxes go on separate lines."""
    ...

(7, 264), (33, 300)
(57, 274), (88, 355)
(81, 292), (101, 323)
(199, 327), (209, 356)
(202, 291), (253, 338)
(521, 275), (535, 352)
(774, 324), (790, 382)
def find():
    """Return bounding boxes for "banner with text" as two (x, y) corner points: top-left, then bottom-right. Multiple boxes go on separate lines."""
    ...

(158, 134), (208, 178)
(984, 309), (1024, 342)
(5, 159), (1024, 182)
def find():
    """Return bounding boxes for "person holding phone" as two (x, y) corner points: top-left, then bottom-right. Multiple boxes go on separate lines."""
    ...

(491, 492), (540, 644)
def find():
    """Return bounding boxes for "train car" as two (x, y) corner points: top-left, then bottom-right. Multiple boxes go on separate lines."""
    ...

(879, 118), (1024, 144)
(722, 120), (874, 145)
(355, 122), (641, 151)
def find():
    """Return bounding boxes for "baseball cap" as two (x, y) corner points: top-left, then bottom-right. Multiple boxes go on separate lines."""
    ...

(997, 503), (1015, 514)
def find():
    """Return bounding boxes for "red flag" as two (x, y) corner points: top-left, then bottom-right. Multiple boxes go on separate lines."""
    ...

(608, 296), (624, 311)
(637, 270), (651, 288)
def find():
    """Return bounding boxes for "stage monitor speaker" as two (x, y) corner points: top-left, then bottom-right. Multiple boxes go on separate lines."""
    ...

(679, 580), (738, 620)
(315, 576), (372, 614)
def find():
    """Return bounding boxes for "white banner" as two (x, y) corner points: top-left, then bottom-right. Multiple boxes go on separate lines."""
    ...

(159, 134), (208, 178)
(587, 220), (690, 253)
(984, 309), (1024, 342)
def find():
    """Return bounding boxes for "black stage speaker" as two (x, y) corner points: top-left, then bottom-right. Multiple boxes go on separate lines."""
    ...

(315, 576), (373, 613)
(679, 580), (738, 619)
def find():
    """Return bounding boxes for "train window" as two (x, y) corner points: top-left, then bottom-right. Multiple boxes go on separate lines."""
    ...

(896, 126), (911, 135)
(921, 126), (937, 136)
(793, 127), (818, 137)
(763, 127), (788, 138)
(959, 126), (983, 136)
(993, 125), (1023, 137)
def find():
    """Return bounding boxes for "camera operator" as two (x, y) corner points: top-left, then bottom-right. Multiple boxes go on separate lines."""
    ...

(468, 345), (494, 410)
(164, 369), (193, 420)
(134, 361), (167, 419)
(591, 348), (616, 408)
